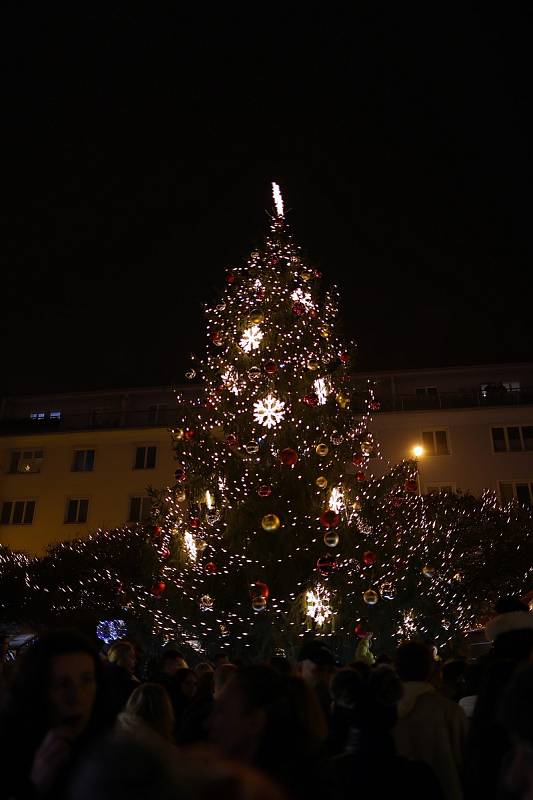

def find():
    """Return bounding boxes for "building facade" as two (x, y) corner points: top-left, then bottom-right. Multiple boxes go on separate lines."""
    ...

(1, 363), (532, 555)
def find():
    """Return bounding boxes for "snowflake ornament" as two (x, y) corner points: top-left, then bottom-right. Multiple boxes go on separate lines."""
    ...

(253, 394), (286, 429)
(221, 367), (241, 395)
(291, 288), (314, 310)
(306, 586), (333, 626)
(240, 325), (264, 353)
(314, 378), (331, 405)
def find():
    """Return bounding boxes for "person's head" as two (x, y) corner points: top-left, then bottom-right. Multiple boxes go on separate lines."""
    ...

(195, 661), (214, 677)
(331, 664), (402, 733)
(176, 668), (198, 699)
(395, 640), (434, 682)
(496, 596), (529, 615)
(123, 683), (175, 740)
(107, 641), (136, 674)
(10, 629), (100, 738)
(213, 652), (230, 668)
(213, 663), (238, 698)
(269, 656), (291, 676)
(296, 640), (336, 686)
(160, 650), (187, 676)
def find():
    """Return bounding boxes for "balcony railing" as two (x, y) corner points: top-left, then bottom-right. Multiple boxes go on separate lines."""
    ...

(377, 387), (533, 412)
(0, 408), (185, 435)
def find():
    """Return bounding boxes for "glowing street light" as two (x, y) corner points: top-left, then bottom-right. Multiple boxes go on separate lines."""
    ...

(412, 445), (424, 458)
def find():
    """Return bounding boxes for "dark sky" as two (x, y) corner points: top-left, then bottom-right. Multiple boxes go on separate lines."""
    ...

(2, 7), (532, 394)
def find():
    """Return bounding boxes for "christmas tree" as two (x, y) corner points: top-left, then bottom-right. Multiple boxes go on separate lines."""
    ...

(2, 184), (532, 659)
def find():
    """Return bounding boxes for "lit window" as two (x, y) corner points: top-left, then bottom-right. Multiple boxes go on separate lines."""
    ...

(9, 450), (43, 474)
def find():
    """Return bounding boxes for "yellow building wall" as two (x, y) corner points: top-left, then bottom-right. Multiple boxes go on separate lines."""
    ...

(0, 427), (176, 555)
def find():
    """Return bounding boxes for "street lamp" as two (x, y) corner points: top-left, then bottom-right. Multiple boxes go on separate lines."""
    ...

(412, 445), (424, 493)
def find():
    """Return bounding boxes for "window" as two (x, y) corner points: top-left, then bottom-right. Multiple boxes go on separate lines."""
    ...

(499, 481), (533, 506)
(491, 426), (533, 453)
(129, 496), (153, 523)
(30, 410), (61, 421)
(415, 387), (438, 397)
(134, 446), (156, 469)
(9, 450), (43, 474)
(426, 484), (455, 494)
(72, 449), (95, 472)
(0, 500), (35, 525)
(65, 498), (89, 524)
(421, 430), (450, 456)
(481, 382), (520, 398)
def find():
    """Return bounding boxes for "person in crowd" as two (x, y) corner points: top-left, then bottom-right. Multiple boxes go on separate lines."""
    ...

(69, 727), (287, 800)
(171, 667), (198, 727)
(499, 662), (533, 799)
(328, 662), (371, 756)
(213, 651), (231, 668)
(269, 655), (291, 676)
(463, 595), (533, 798)
(393, 640), (467, 800)
(116, 682), (175, 742)
(329, 664), (443, 799)
(296, 639), (336, 720)
(0, 629), (109, 799)
(104, 640), (140, 718)
(209, 665), (328, 799)
(178, 669), (215, 744)
(441, 659), (468, 703)
(457, 660), (484, 719)
(213, 662), (238, 698)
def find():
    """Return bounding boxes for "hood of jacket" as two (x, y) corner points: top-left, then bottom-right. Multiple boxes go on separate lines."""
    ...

(397, 681), (434, 718)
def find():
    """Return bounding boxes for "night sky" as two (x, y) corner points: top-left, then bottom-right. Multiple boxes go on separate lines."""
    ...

(2, 7), (532, 395)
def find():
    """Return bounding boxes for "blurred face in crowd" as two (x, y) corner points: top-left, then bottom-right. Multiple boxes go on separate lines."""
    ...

(209, 679), (265, 761)
(181, 672), (198, 698)
(47, 652), (97, 737)
(164, 656), (187, 676)
(122, 644), (137, 674)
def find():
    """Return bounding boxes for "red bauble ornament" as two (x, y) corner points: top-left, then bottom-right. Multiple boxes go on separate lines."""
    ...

(189, 517), (200, 529)
(257, 485), (273, 497)
(404, 479), (418, 494)
(340, 352), (350, 364)
(151, 525), (162, 538)
(355, 471), (366, 482)
(252, 580), (269, 599)
(211, 332), (223, 346)
(391, 496), (403, 508)
(319, 509), (341, 529)
(316, 554), (337, 577)
(264, 361), (278, 375)
(303, 393), (319, 407)
(225, 434), (238, 447)
(152, 581), (166, 596)
(369, 400), (381, 411)
(226, 272), (235, 284)
(354, 623), (367, 638)
(279, 448), (298, 466)
(174, 468), (187, 482)
(256, 289), (266, 301)
(309, 309), (318, 318)
(351, 454), (364, 466)
(161, 547), (170, 559)
(205, 562), (217, 575)
(292, 302), (305, 316)
(183, 429), (195, 440)
(363, 550), (377, 566)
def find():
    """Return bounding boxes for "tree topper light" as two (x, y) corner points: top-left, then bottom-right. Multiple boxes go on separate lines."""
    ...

(272, 182), (284, 217)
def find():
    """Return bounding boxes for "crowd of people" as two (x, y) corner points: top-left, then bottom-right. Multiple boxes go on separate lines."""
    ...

(1, 595), (533, 800)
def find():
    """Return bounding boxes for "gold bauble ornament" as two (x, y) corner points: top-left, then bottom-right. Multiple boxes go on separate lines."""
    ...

(316, 443), (329, 457)
(422, 565), (435, 578)
(174, 428), (184, 440)
(249, 311), (264, 325)
(324, 530), (340, 547)
(316, 476), (328, 489)
(336, 392), (350, 409)
(352, 500), (362, 511)
(252, 596), (267, 611)
(363, 589), (379, 605)
(261, 513), (281, 532)
(175, 489), (187, 503)
(196, 539), (208, 553)
(307, 359), (319, 371)
(300, 270), (312, 281)
(320, 326), (330, 338)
